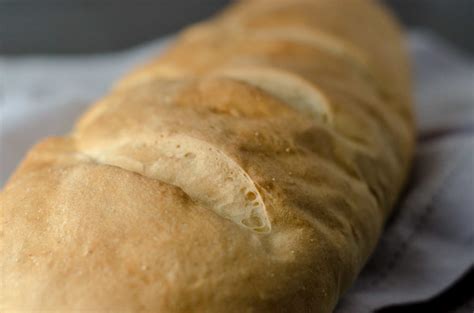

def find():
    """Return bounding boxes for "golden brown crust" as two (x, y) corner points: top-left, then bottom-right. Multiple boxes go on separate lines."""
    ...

(0, 0), (414, 312)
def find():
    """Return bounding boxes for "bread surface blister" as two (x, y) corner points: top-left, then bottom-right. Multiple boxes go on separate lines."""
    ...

(0, 0), (414, 312)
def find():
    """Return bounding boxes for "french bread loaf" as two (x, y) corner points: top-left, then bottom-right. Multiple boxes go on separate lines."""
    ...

(0, 0), (414, 312)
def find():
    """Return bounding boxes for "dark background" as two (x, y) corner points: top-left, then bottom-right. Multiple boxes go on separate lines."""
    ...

(0, 0), (473, 55)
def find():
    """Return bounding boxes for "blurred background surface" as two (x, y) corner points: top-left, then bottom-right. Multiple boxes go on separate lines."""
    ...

(0, 0), (473, 55)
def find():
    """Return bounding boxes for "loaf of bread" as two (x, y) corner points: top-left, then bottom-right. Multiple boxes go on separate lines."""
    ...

(0, 0), (414, 312)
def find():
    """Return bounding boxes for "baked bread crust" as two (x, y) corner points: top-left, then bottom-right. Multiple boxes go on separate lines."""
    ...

(0, 0), (414, 312)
